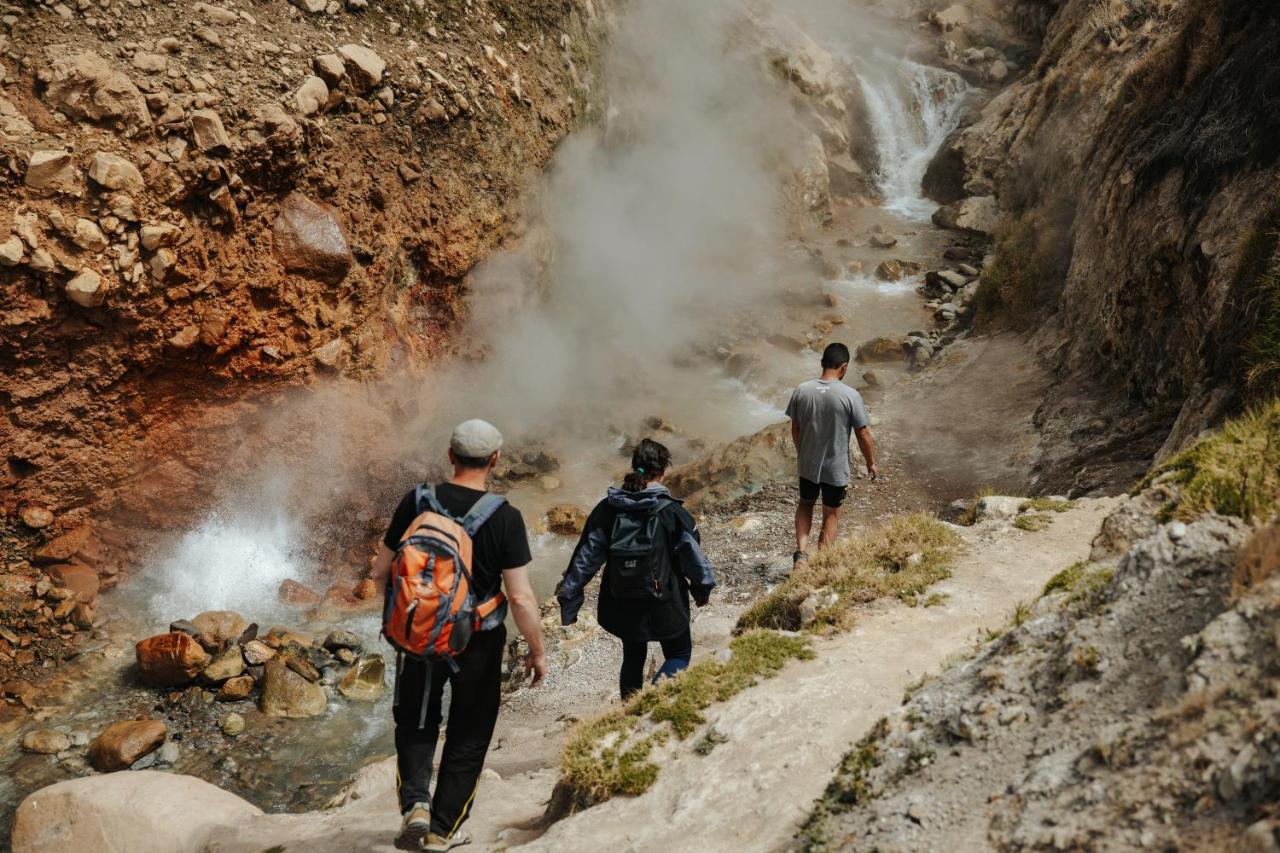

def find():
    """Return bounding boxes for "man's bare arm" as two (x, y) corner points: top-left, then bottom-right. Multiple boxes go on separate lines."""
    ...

(791, 419), (801, 449)
(855, 426), (879, 479)
(503, 566), (547, 688)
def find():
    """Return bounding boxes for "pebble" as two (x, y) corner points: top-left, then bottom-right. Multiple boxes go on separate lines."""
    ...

(221, 712), (245, 736)
(1167, 521), (1187, 541)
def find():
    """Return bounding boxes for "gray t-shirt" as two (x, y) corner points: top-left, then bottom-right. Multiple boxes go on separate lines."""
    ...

(785, 378), (870, 487)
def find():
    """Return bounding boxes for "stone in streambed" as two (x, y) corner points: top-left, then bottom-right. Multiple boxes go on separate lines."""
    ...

(201, 645), (245, 683)
(190, 610), (248, 648)
(338, 654), (386, 701)
(322, 629), (362, 653)
(856, 337), (905, 364)
(217, 674), (255, 701)
(220, 712), (245, 736)
(242, 639), (275, 665)
(136, 632), (209, 686)
(933, 196), (999, 236)
(22, 729), (71, 754)
(87, 719), (167, 771)
(259, 659), (327, 717)
(546, 504), (587, 536)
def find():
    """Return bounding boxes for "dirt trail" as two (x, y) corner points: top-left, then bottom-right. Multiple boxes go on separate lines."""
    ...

(197, 497), (1117, 852)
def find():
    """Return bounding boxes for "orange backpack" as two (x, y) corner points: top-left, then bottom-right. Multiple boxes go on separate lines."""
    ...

(383, 486), (508, 667)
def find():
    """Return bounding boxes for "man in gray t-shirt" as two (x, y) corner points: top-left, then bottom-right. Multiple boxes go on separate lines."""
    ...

(785, 342), (879, 562)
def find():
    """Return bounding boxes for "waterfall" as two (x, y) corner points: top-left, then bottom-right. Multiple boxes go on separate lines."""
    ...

(855, 59), (968, 221)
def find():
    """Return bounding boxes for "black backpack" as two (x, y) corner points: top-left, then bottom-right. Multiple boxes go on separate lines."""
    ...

(606, 497), (677, 601)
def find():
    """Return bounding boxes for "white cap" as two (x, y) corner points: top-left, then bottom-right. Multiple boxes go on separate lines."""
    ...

(450, 418), (503, 458)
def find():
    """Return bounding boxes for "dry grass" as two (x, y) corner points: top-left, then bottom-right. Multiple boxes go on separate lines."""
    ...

(736, 514), (965, 632)
(557, 631), (813, 807)
(1233, 522), (1280, 601)
(1146, 398), (1280, 523)
(972, 215), (1070, 331)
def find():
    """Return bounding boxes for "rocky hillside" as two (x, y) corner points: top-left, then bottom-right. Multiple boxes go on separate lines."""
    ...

(923, 0), (1280, 493)
(0, 0), (603, 532)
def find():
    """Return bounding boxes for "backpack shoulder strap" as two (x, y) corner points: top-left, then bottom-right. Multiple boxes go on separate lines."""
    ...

(414, 484), (450, 518)
(459, 493), (508, 537)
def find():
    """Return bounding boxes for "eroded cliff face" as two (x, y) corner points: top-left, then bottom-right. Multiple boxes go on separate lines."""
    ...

(928, 0), (1280, 493)
(1, 0), (607, 532)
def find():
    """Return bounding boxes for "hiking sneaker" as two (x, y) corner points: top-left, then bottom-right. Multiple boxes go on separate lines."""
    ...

(424, 831), (472, 852)
(793, 550), (808, 566)
(395, 803), (431, 850)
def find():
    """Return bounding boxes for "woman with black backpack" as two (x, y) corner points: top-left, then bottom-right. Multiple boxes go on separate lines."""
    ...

(557, 438), (717, 699)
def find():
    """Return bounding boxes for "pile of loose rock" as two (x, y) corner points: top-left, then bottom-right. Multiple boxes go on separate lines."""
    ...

(136, 609), (385, 720)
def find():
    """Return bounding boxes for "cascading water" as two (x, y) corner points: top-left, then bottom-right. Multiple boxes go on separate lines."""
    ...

(854, 59), (968, 220)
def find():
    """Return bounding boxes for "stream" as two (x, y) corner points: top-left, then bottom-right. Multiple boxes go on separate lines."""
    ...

(1, 18), (972, 839)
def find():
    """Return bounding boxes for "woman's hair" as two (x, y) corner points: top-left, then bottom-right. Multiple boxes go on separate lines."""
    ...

(622, 438), (672, 492)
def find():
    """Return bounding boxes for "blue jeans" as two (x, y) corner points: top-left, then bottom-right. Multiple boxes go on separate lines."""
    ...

(619, 628), (692, 699)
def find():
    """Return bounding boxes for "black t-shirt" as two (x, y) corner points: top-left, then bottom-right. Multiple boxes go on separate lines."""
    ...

(382, 483), (532, 600)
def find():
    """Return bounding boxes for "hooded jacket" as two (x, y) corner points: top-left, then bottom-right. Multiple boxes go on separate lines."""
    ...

(557, 483), (716, 642)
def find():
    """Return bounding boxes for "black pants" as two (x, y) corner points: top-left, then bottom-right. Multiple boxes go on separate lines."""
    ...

(619, 627), (693, 699)
(393, 624), (506, 836)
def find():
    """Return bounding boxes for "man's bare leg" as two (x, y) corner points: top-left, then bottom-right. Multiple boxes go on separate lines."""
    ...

(795, 498), (816, 558)
(818, 505), (840, 549)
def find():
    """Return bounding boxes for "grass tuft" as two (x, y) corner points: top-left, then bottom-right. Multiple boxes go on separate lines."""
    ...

(1014, 513), (1052, 532)
(558, 630), (813, 807)
(1233, 522), (1280, 601)
(1020, 498), (1078, 513)
(737, 514), (964, 633)
(1043, 560), (1088, 595)
(1142, 399), (1280, 523)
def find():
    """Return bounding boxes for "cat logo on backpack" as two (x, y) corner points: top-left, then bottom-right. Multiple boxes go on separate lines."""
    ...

(383, 485), (509, 667)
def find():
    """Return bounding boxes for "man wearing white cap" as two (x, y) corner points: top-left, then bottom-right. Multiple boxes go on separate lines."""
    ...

(371, 419), (547, 851)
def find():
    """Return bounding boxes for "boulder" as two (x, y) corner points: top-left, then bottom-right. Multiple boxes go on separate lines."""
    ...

(931, 3), (972, 31)
(132, 53), (168, 74)
(314, 54), (346, 86)
(45, 562), (99, 603)
(338, 654), (386, 701)
(22, 729), (71, 754)
(856, 337), (906, 364)
(217, 674), (255, 701)
(25, 150), (79, 193)
(11, 770), (262, 852)
(290, 0), (327, 13)
(322, 630), (361, 653)
(87, 152), (144, 194)
(201, 645), (245, 683)
(278, 578), (322, 605)
(259, 659), (327, 718)
(337, 44), (385, 92)
(974, 495), (1026, 521)
(65, 270), (105, 308)
(932, 196), (999, 236)
(33, 524), (96, 564)
(40, 50), (151, 133)
(869, 232), (898, 249)
(188, 109), (230, 152)
(272, 192), (352, 284)
(190, 610), (249, 647)
(87, 720), (167, 771)
(136, 632), (209, 686)
(293, 75), (329, 116)
(242, 639), (275, 665)
(546, 504), (587, 536)
(285, 654), (322, 683)
(875, 260), (904, 281)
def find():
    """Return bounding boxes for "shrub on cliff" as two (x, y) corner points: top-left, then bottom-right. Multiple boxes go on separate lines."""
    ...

(972, 214), (1070, 331)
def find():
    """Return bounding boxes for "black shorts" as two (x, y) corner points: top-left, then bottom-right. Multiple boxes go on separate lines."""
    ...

(799, 477), (847, 508)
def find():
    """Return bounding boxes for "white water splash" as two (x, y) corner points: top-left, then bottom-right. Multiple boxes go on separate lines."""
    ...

(145, 512), (308, 622)
(856, 60), (968, 221)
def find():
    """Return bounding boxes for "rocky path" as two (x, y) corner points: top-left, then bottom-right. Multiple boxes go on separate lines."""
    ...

(14, 497), (1117, 852)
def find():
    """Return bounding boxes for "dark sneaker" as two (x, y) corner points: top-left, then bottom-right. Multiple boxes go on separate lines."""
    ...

(793, 550), (808, 565)
(424, 831), (473, 852)
(395, 803), (431, 850)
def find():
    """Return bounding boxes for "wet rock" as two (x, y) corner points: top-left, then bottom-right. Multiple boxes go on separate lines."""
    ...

(25, 150), (78, 193)
(88, 719), (167, 771)
(869, 232), (898, 249)
(272, 192), (353, 284)
(22, 729), (72, 754)
(65, 270), (106, 308)
(189, 109), (231, 152)
(933, 196), (999, 236)
(191, 610), (249, 648)
(40, 51), (151, 133)
(218, 674), (255, 701)
(278, 578), (322, 605)
(46, 562), (99, 603)
(136, 632), (210, 687)
(202, 645), (246, 683)
(242, 639), (276, 665)
(546, 504), (587, 536)
(20, 506), (54, 529)
(264, 627), (312, 648)
(931, 3), (972, 31)
(259, 659), (327, 718)
(87, 152), (144, 194)
(323, 629), (362, 653)
(294, 76), (329, 116)
(338, 654), (386, 701)
(856, 337), (905, 364)
(284, 654), (322, 683)
(220, 712), (245, 736)
(876, 259), (905, 281)
(338, 44), (385, 92)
